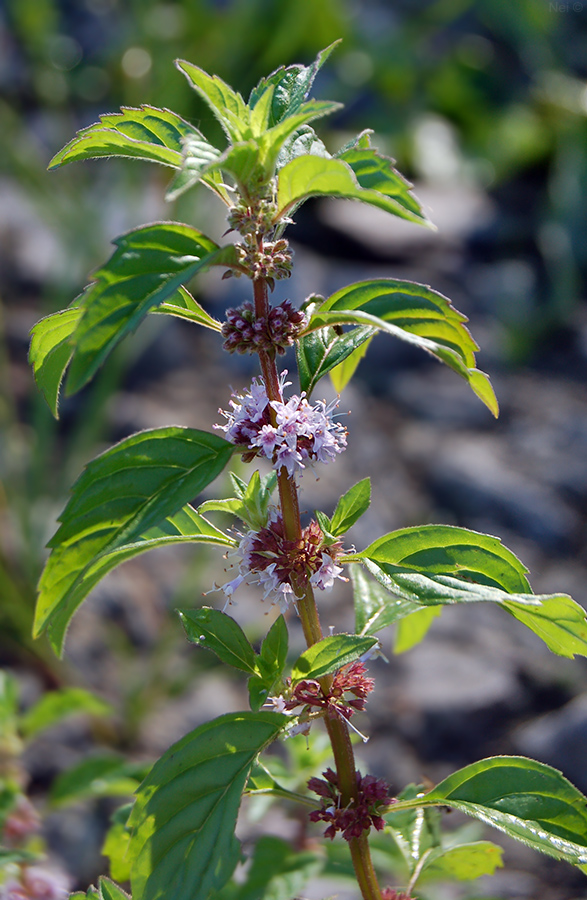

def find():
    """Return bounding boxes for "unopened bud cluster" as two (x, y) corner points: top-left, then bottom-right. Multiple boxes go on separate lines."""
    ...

(227, 200), (276, 237)
(308, 768), (394, 841)
(222, 300), (307, 356)
(231, 235), (293, 289)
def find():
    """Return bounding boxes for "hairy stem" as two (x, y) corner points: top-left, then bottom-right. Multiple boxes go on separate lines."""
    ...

(251, 259), (383, 900)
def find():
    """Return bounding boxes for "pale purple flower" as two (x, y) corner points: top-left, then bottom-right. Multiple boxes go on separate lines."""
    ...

(215, 374), (346, 478)
(310, 553), (344, 591)
(274, 442), (305, 478)
(253, 424), (279, 455)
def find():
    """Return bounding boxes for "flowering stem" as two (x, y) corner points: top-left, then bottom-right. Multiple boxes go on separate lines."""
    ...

(251, 261), (383, 900)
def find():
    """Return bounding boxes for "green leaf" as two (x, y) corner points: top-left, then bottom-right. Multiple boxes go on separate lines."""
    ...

(257, 101), (339, 174)
(248, 42), (340, 127)
(202, 101), (340, 201)
(249, 615), (289, 711)
(48, 106), (205, 170)
(98, 877), (131, 900)
(315, 510), (334, 540)
(200, 469), (277, 530)
(349, 563), (422, 634)
(329, 333), (373, 394)
(352, 563), (423, 636)
(404, 756), (587, 869)
(28, 307), (82, 417)
(422, 841), (504, 882)
(275, 125), (330, 173)
(102, 802), (134, 884)
(198, 496), (248, 521)
(0, 671), (19, 742)
(176, 60), (250, 141)
(178, 607), (258, 675)
(245, 762), (304, 803)
(50, 755), (148, 806)
(164, 135), (224, 201)
(393, 607), (442, 654)
(205, 140), (264, 199)
(65, 223), (237, 396)
(102, 820), (132, 883)
(128, 711), (286, 900)
(383, 786), (442, 879)
(291, 634), (378, 685)
(363, 558), (587, 658)
(306, 280), (498, 417)
(249, 83), (276, 135)
(241, 469), (278, 529)
(40, 503), (232, 656)
(259, 614), (288, 679)
(0, 847), (43, 866)
(229, 472), (248, 498)
(34, 427), (234, 654)
(20, 688), (112, 739)
(330, 478), (371, 537)
(154, 286), (222, 331)
(70, 889), (100, 900)
(359, 524), (531, 593)
(296, 323), (376, 397)
(235, 836), (322, 900)
(30, 285), (223, 419)
(275, 155), (430, 227)
(502, 594), (587, 659)
(338, 143), (430, 226)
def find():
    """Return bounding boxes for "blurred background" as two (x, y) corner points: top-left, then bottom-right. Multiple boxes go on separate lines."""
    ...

(2, 0), (587, 897)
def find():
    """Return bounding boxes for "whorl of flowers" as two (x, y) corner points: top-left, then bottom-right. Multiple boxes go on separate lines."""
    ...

(0, 866), (70, 900)
(308, 768), (394, 841)
(283, 661), (375, 721)
(216, 514), (344, 611)
(221, 300), (308, 356)
(215, 374), (347, 478)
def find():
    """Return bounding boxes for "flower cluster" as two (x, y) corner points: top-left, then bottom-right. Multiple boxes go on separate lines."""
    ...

(221, 300), (307, 356)
(217, 515), (344, 610)
(308, 768), (394, 841)
(2, 796), (40, 845)
(0, 797), (70, 900)
(283, 661), (375, 721)
(0, 866), (70, 900)
(215, 375), (347, 477)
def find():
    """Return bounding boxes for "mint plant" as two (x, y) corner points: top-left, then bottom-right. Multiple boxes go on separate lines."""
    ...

(25, 45), (587, 900)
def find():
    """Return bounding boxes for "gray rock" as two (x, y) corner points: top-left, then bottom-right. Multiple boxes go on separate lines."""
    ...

(513, 693), (587, 794)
